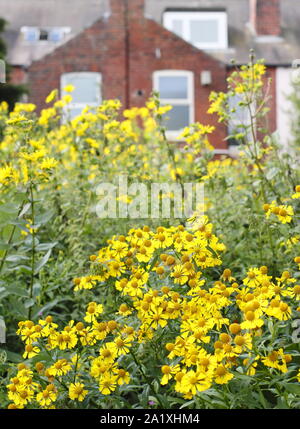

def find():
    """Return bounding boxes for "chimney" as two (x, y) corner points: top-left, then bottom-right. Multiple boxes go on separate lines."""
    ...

(110, 0), (145, 20)
(250, 0), (281, 36)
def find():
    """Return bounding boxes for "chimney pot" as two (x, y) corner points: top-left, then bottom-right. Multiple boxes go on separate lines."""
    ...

(249, 0), (281, 36)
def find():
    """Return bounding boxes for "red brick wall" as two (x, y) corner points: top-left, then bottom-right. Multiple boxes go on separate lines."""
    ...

(263, 66), (277, 134)
(126, 5), (227, 148)
(27, 0), (228, 149)
(256, 0), (281, 36)
(28, 3), (128, 108)
(10, 66), (27, 85)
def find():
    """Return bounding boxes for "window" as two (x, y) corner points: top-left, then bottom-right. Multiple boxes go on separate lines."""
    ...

(163, 11), (228, 50)
(228, 94), (252, 144)
(60, 72), (102, 119)
(153, 70), (194, 138)
(21, 27), (71, 43)
(49, 28), (67, 42)
(39, 29), (49, 41)
(21, 27), (40, 42)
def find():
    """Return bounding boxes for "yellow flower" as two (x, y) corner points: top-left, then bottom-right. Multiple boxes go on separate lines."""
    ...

(181, 370), (212, 396)
(22, 344), (40, 359)
(292, 185), (300, 199)
(109, 336), (132, 357)
(240, 311), (264, 330)
(69, 382), (88, 401)
(63, 84), (75, 93)
(0, 164), (15, 185)
(84, 302), (104, 323)
(243, 357), (259, 375)
(160, 364), (181, 385)
(99, 374), (117, 395)
(47, 359), (72, 377)
(36, 386), (57, 407)
(261, 349), (289, 373)
(277, 205), (294, 224)
(170, 264), (189, 285)
(115, 368), (130, 385)
(265, 201), (294, 223)
(214, 365), (234, 384)
(39, 157), (58, 170)
(233, 333), (253, 353)
(45, 89), (58, 104)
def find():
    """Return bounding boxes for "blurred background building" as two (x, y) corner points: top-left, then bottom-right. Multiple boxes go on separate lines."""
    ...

(0, 0), (299, 150)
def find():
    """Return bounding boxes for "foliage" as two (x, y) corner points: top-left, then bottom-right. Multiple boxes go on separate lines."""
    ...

(0, 55), (300, 409)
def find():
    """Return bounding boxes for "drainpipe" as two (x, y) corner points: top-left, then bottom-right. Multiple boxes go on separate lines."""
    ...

(124, 0), (130, 109)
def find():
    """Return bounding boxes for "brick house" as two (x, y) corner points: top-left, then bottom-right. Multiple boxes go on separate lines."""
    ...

(1, 0), (300, 151)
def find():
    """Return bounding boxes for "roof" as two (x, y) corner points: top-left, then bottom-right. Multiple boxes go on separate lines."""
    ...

(0, 0), (108, 66)
(146, 0), (300, 66)
(1, 0), (300, 68)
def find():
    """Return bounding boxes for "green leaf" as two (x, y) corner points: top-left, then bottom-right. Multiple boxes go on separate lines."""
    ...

(0, 203), (19, 214)
(257, 388), (268, 409)
(18, 202), (31, 218)
(12, 300), (28, 318)
(34, 249), (52, 274)
(180, 399), (196, 409)
(35, 242), (57, 252)
(0, 287), (9, 299)
(0, 241), (11, 251)
(35, 210), (55, 226)
(24, 298), (35, 309)
(152, 379), (159, 393)
(33, 282), (41, 298)
(4, 285), (28, 298)
(283, 383), (300, 395)
(5, 350), (22, 363)
(6, 254), (30, 263)
(32, 299), (59, 318)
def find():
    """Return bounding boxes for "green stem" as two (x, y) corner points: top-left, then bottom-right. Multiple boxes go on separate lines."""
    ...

(73, 349), (82, 384)
(0, 199), (26, 276)
(128, 347), (164, 408)
(28, 182), (36, 320)
(79, 190), (92, 232)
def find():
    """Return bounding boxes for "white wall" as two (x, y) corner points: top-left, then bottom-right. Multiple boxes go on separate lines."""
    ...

(276, 67), (294, 148)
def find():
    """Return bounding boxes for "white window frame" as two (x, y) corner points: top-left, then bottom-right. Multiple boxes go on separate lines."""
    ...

(60, 72), (102, 120)
(153, 70), (194, 140)
(21, 26), (71, 43)
(163, 11), (228, 50)
(228, 94), (254, 144)
(21, 26), (40, 42)
(48, 27), (71, 42)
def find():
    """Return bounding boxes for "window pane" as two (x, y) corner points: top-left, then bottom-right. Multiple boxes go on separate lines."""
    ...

(190, 20), (219, 44)
(49, 29), (63, 42)
(24, 28), (39, 42)
(162, 105), (190, 131)
(66, 75), (100, 103)
(158, 76), (188, 99)
(67, 107), (84, 119)
(228, 94), (249, 124)
(228, 94), (250, 137)
(172, 20), (183, 37)
(39, 29), (49, 41)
